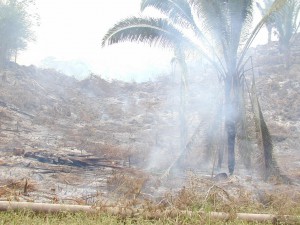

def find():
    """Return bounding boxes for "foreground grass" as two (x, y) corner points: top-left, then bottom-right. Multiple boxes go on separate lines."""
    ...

(0, 210), (277, 225)
(1, 173), (299, 224)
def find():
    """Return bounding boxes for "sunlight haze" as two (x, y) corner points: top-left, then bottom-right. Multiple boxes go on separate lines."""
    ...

(19, 0), (172, 81)
(19, 0), (267, 81)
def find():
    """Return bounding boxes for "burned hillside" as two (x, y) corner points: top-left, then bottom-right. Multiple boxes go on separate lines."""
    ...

(0, 40), (299, 208)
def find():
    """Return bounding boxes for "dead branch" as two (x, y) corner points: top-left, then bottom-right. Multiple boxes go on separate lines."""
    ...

(24, 152), (124, 169)
(0, 100), (35, 119)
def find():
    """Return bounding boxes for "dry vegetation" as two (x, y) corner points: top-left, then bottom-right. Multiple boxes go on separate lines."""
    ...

(0, 39), (299, 223)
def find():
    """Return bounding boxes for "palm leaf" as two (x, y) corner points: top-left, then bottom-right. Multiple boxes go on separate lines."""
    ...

(251, 88), (276, 179)
(250, 74), (290, 183)
(141, 0), (198, 30)
(256, 0), (275, 25)
(190, 0), (229, 58)
(190, 1), (254, 75)
(102, 17), (192, 49)
(227, 0), (254, 68)
(141, 0), (228, 75)
(238, 1), (254, 48)
(256, 1), (275, 43)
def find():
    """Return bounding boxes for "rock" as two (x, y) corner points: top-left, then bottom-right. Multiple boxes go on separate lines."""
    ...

(213, 173), (228, 181)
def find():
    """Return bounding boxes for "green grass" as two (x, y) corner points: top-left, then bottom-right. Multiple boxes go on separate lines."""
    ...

(1, 173), (300, 224)
(0, 210), (277, 225)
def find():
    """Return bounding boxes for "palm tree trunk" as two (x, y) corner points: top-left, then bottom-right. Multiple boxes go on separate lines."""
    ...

(226, 118), (236, 175)
(284, 47), (291, 69)
(267, 25), (272, 45)
(224, 77), (238, 175)
(217, 141), (224, 170)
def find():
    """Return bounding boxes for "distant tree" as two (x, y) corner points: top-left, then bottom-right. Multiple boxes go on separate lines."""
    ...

(272, 0), (300, 68)
(0, 0), (38, 67)
(256, 0), (275, 44)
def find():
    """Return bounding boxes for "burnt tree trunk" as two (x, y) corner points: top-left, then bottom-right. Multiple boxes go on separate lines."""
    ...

(226, 117), (236, 175)
(224, 75), (238, 175)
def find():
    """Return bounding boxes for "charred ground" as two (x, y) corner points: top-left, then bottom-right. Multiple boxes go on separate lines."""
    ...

(0, 40), (299, 217)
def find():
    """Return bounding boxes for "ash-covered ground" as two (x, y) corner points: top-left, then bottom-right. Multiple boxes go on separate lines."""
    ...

(0, 40), (299, 207)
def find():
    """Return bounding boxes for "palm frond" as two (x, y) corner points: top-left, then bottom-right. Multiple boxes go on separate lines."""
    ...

(236, 80), (252, 169)
(239, 1), (254, 48)
(294, 1), (300, 29)
(238, 0), (288, 71)
(141, 0), (227, 73)
(141, 0), (197, 30)
(256, 0), (275, 23)
(225, 0), (254, 63)
(256, 0), (275, 43)
(272, 0), (300, 47)
(190, 0), (229, 55)
(250, 74), (290, 183)
(190, 1), (254, 73)
(102, 17), (191, 49)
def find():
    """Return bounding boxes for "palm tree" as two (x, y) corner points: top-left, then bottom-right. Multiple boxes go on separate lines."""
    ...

(102, 0), (287, 178)
(272, 0), (300, 68)
(256, 0), (275, 44)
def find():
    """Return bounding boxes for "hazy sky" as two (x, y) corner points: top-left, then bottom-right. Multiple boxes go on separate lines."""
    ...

(19, 0), (172, 81)
(19, 0), (268, 81)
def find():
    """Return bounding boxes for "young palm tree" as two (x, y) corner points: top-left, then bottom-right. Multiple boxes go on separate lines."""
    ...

(256, 0), (275, 44)
(273, 0), (300, 68)
(102, 0), (287, 178)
